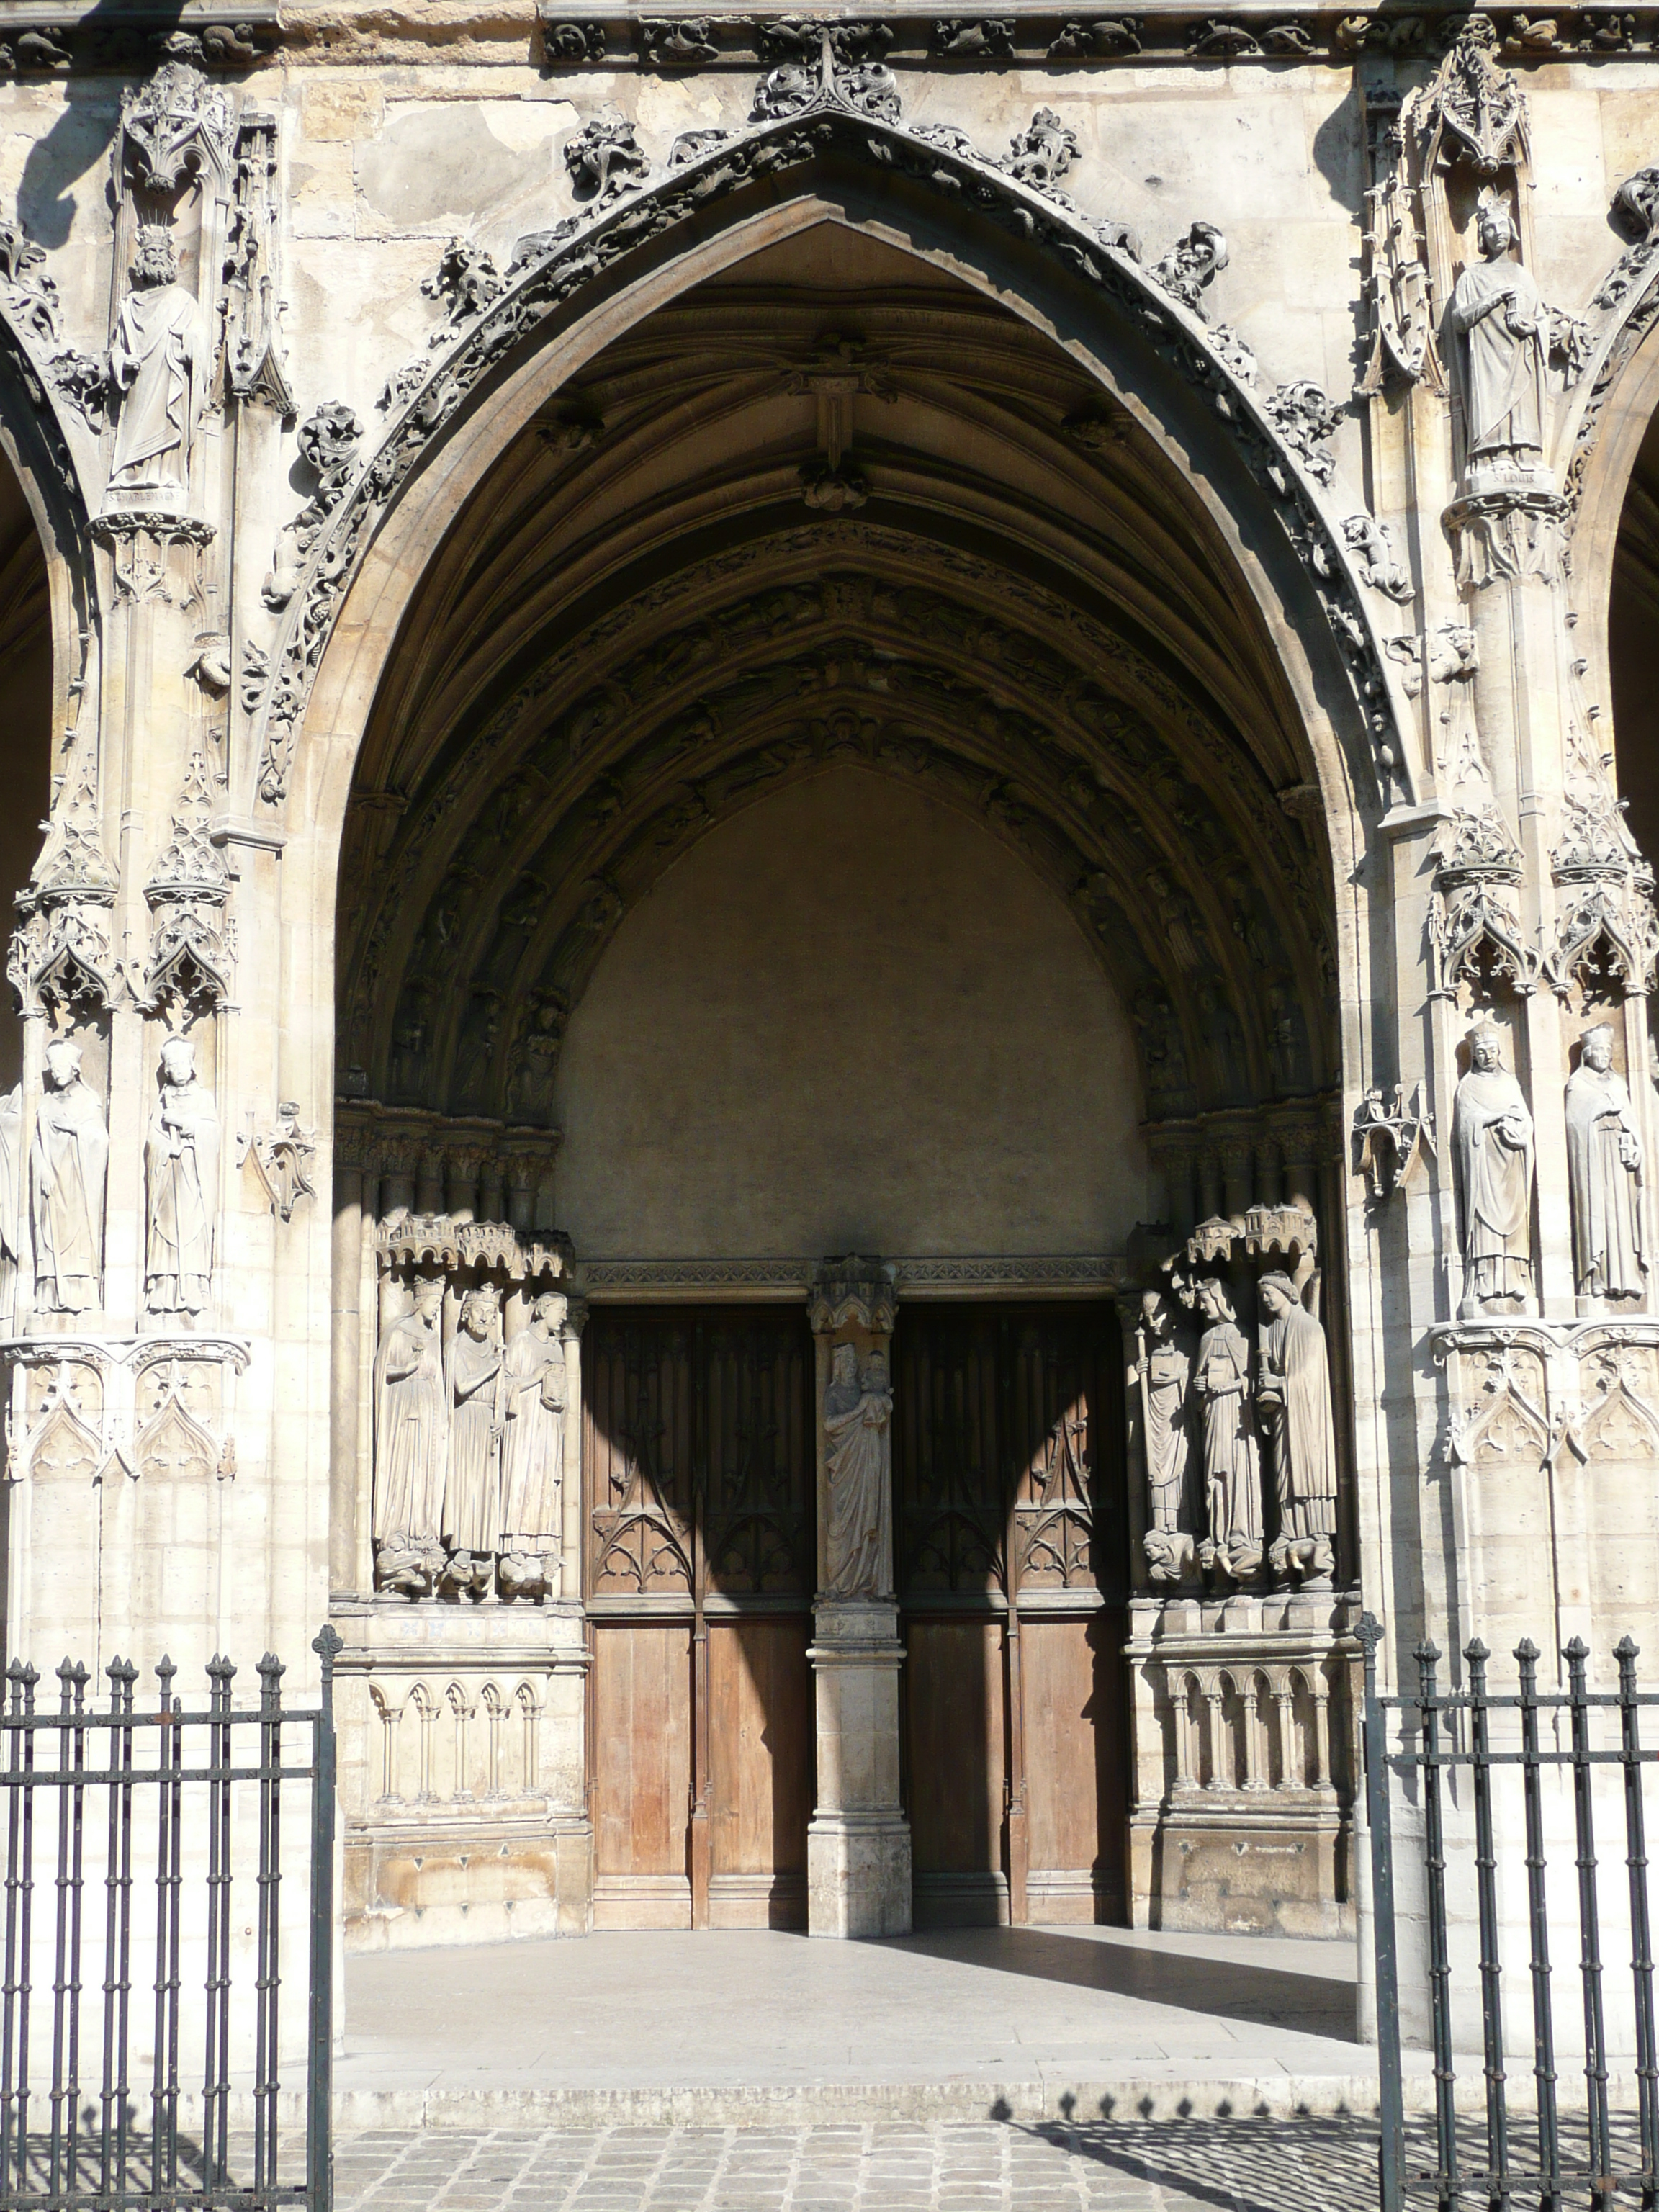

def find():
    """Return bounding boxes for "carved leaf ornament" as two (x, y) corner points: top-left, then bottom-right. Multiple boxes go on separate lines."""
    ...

(251, 84), (1406, 816)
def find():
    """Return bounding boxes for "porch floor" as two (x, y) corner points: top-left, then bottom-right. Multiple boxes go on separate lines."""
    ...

(335, 1923), (1409, 2128)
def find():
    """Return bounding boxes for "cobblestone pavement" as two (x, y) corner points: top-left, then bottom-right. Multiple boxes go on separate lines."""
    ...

(332, 2117), (1380, 2211)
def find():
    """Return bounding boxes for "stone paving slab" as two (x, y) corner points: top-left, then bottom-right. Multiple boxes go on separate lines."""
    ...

(330, 2118), (1385, 2212)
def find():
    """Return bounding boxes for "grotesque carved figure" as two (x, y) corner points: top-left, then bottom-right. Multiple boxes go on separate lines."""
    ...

(1565, 1022), (1648, 1305)
(144, 1033), (219, 1315)
(373, 1273), (448, 1595)
(444, 1284), (503, 1593)
(1452, 1022), (1535, 1317)
(822, 1341), (894, 1599)
(1134, 1289), (1195, 1586)
(107, 226), (207, 508)
(1255, 1274), (1339, 1590)
(31, 1038), (108, 1316)
(1192, 1276), (1262, 1583)
(1447, 197), (1549, 487)
(499, 1291), (568, 1598)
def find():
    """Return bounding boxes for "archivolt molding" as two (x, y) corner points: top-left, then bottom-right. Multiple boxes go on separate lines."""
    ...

(256, 82), (1408, 819)
(1560, 164), (1659, 541)
(336, 533), (1336, 1125)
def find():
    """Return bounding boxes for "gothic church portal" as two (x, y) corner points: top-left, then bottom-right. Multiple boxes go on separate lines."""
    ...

(0, 0), (1656, 2002)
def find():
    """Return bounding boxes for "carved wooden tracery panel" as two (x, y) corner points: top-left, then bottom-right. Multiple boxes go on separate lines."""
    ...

(583, 1307), (814, 1601)
(893, 1302), (1123, 1603)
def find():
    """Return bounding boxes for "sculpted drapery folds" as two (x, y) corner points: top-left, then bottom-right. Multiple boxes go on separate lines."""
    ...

(373, 1272), (448, 1593)
(1447, 199), (1548, 486)
(1191, 1276), (1262, 1582)
(823, 1342), (894, 1599)
(107, 226), (207, 506)
(444, 1284), (503, 1588)
(498, 1290), (567, 1596)
(31, 1038), (107, 1316)
(1453, 1024), (1535, 1317)
(1255, 1272), (1338, 1591)
(144, 1035), (218, 1316)
(1565, 1024), (1648, 1304)
(1135, 1289), (1195, 1584)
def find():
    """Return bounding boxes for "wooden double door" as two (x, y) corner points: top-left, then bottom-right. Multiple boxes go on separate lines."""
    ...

(896, 1302), (1128, 1928)
(584, 1308), (816, 1928)
(583, 1299), (1128, 1931)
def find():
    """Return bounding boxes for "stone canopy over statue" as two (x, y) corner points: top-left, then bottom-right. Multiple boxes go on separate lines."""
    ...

(1447, 197), (1550, 490)
(1452, 1023), (1535, 1318)
(1565, 1023), (1647, 1306)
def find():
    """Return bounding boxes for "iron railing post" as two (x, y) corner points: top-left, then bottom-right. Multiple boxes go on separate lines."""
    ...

(1566, 1637), (1614, 2212)
(307, 1628), (341, 2212)
(1359, 1612), (1406, 2212)
(1616, 1636), (1658, 2212)
(1466, 1638), (1507, 2204)
(1418, 1639), (1458, 2212)
(1517, 1637), (1562, 2212)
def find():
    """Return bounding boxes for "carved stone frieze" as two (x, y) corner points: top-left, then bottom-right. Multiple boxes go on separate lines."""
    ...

(1433, 1318), (1659, 1474)
(91, 511), (215, 606)
(1, 1334), (248, 1490)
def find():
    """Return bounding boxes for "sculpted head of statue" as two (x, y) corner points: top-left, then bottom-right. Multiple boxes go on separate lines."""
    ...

(158, 1035), (196, 1088)
(412, 1273), (444, 1322)
(460, 1285), (500, 1338)
(1258, 1271), (1297, 1321)
(1476, 196), (1514, 261)
(1469, 1023), (1505, 1075)
(131, 224), (179, 289)
(1581, 1022), (1616, 1074)
(43, 1038), (82, 1091)
(531, 1290), (567, 1333)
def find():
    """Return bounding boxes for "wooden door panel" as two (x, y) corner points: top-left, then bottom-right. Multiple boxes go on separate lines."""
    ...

(1022, 1612), (1127, 1923)
(907, 1619), (1007, 1926)
(592, 1622), (692, 1928)
(709, 1617), (812, 1928)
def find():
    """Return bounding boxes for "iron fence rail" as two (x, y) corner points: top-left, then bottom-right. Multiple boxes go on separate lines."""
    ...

(0, 1627), (338, 2212)
(1361, 1612), (1659, 2212)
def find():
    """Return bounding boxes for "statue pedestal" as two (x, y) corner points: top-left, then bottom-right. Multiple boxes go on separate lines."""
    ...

(806, 1599), (911, 1938)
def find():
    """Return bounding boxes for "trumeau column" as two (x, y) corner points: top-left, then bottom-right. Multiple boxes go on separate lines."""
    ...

(806, 1256), (911, 1939)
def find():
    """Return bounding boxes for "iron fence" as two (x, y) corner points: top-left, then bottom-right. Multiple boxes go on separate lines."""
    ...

(0, 1626), (339, 2212)
(1361, 1611), (1659, 2212)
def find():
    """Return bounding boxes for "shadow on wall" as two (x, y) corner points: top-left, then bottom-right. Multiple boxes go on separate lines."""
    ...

(0, 447), (54, 1091)
(17, 0), (192, 250)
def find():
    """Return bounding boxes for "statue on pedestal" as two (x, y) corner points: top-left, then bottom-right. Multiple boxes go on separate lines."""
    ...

(499, 1290), (567, 1598)
(30, 1038), (107, 1316)
(107, 227), (207, 508)
(1192, 1277), (1262, 1583)
(1452, 1023), (1534, 1316)
(823, 1342), (894, 1599)
(1565, 1022), (1647, 1304)
(1256, 1272), (1339, 1590)
(444, 1284), (503, 1593)
(1134, 1289), (1195, 1586)
(373, 1273), (447, 1594)
(1447, 197), (1548, 487)
(144, 1033), (219, 1315)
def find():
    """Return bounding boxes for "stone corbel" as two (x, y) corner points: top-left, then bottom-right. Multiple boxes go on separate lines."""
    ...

(238, 1102), (318, 1222)
(1352, 1082), (1435, 1200)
